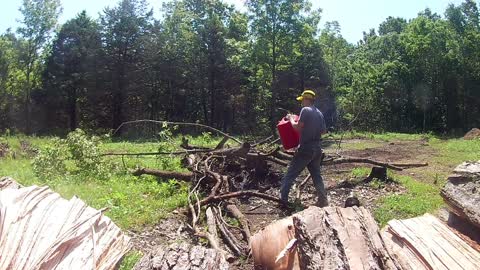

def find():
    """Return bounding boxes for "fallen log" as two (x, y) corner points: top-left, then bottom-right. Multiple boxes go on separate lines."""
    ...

(251, 217), (298, 270)
(441, 161), (480, 229)
(324, 157), (404, 171)
(200, 190), (285, 206)
(251, 206), (400, 270)
(225, 203), (252, 248)
(0, 185), (130, 270)
(133, 242), (229, 270)
(292, 206), (400, 270)
(132, 168), (193, 181)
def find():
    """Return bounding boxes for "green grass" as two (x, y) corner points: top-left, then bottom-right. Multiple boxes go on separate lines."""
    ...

(350, 167), (371, 178)
(119, 251), (143, 270)
(374, 174), (444, 227)
(330, 131), (433, 142)
(430, 138), (480, 167)
(0, 135), (191, 230)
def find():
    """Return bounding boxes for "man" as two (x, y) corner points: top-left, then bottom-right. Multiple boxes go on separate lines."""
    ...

(280, 89), (328, 207)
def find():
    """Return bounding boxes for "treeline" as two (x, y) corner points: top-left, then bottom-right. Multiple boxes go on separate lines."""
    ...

(0, 0), (479, 135)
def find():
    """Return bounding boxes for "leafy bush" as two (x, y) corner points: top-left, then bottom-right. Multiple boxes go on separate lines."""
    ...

(32, 129), (111, 181)
(32, 138), (68, 181)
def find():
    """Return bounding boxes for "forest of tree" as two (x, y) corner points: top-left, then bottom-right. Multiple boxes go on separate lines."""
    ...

(0, 0), (479, 135)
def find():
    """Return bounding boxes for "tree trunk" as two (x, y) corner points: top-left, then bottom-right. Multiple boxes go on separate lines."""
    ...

(251, 207), (400, 270)
(133, 243), (229, 270)
(293, 206), (400, 270)
(68, 88), (77, 131)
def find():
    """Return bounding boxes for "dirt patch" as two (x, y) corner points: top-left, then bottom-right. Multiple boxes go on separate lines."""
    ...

(464, 128), (480, 140)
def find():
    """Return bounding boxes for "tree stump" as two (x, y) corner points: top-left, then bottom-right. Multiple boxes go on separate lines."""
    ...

(133, 242), (229, 270)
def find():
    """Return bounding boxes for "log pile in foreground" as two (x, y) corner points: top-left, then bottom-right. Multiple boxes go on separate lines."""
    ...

(441, 160), (480, 229)
(0, 178), (131, 270)
(251, 206), (401, 270)
(382, 213), (480, 270)
(133, 242), (229, 270)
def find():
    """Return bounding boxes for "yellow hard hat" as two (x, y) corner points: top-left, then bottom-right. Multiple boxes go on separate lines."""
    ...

(296, 90), (316, 101)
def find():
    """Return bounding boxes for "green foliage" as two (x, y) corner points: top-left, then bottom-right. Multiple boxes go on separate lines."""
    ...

(374, 174), (444, 227)
(2, 0), (480, 136)
(119, 251), (143, 270)
(1, 134), (189, 230)
(430, 138), (480, 166)
(32, 129), (111, 181)
(350, 167), (370, 178)
(31, 138), (68, 181)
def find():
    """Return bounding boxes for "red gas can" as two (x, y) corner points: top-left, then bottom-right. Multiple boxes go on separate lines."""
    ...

(277, 115), (300, 150)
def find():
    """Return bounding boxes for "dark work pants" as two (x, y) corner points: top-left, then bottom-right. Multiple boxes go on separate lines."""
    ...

(280, 144), (327, 203)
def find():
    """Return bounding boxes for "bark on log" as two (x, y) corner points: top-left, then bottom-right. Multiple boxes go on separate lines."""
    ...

(292, 206), (400, 270)
(441, 161), (480, 229)
(132, 168), (193, 181)
(133, 242), (229, 270)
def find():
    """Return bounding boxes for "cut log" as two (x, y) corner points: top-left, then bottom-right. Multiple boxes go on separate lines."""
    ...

(440, 161), (480, 229)
(292, 206), (400, 270)
(0, 176), (21, 190)
(132, 168), (193, 181)
(0, 185), (130, 270)
(382, 213), (480, 270)
(251, 206), (399, 270)
(133, 242), (229, 270)
(251, 217), (299, 270)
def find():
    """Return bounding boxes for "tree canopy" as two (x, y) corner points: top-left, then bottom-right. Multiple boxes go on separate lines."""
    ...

(0, 0), (479, 135)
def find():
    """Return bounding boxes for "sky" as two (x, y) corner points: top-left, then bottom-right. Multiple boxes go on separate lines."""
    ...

(0, 0), (466, 43)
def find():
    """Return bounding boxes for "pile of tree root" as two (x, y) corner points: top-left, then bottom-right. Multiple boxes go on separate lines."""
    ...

(107, 121), (428, 261)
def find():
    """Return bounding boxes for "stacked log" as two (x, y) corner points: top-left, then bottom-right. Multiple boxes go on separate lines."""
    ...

(440, 161), (480, 229)
(251, 206), (400, 270)
(133, 243), (229, 270)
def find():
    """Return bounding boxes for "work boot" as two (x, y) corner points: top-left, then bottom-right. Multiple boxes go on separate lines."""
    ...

(315, 196), (329, 208)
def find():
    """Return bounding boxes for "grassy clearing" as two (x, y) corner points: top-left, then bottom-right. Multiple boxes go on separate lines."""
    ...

(374, 174), (444, 227)
(429, 138), (480, 166)
(330, 131), (433, 142)
(0, 133), (206, 230)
